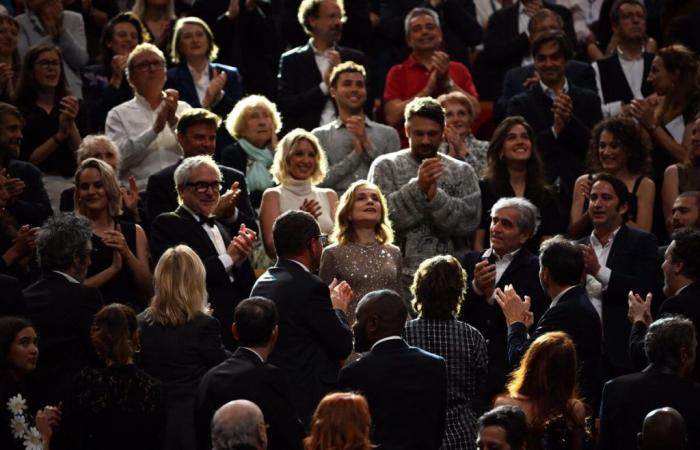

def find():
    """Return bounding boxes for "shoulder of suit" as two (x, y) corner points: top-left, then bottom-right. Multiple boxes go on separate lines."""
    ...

(281, 44), (311, 59)
(220, 165), (246, 179)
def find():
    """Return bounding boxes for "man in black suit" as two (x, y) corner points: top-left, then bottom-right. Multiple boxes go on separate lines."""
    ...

(195, 297), (305, 450)
(150, 155), (257, 349)
(459, 197), (548, 406)
(474, 0), (576, 101)
(210, 399), (268, 450)
(250, 210), (353, 427)
(638, 407), (688, 450)
(277, 0), (366, 133)
(22, 213), (103, 405)
(339, 289), (447, 450)
(629, 228), (700, 381)
(592, 0), (654, 118)
(145, 108), (257, 233)
(598, 316), (700, 450)
(577, 174), (659, 377)
(494, 9), (596, 122)
(507, 31), (603, 214)
(496, 236), (602, 408)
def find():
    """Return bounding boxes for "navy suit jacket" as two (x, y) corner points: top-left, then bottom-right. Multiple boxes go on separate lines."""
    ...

(145, 159), (257, 234)
(195, 347), (305, 450)
(577, 225), (659, 370)
(338, 338), (447, 450)
(250, 259), (353, 426)
(495, 60), (597, 122)
(277, 43), (365, 133)
(165, 62), (242, 118)
(150, 206), (256, 349)
(508, 285), (602, 406)
(459, 248), (548, 405)
(598, 365), (700, 450)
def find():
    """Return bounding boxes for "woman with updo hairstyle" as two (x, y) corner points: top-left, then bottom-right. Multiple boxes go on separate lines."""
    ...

(320, 180), (402, 324)
(137, 244), (228, 450)
(259, 128), (336, 259)
(404, 255), (488, 450)
(304, 392), (373, 450)
(568, 116), (655, 238)
(60, 304), (165, 450)
(495, 331), (588, 450)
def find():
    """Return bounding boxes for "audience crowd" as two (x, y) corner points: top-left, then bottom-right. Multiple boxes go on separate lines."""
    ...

(2, 0), (700, 449)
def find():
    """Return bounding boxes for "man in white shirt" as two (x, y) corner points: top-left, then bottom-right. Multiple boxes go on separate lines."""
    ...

(106, 43), (191, 191)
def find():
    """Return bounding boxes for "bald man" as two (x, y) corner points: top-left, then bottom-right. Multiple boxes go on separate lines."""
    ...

(638, 407), (687, 450)
(211, 400), (267, 450)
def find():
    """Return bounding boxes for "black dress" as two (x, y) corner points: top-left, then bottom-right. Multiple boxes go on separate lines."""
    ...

(59, 365), (165, 450)
(86, 220), (143, 309)
(1, 378), (40, 450)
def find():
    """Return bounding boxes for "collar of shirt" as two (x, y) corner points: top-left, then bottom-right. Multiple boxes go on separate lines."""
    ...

(539, 79), (570, 99)
(590, 225), (621, 248)
(134, 92), (161, 111)
(616, 46), (644, 62)
(371, 335), (403, 351)
(406, 53), (432, 70)
(483, 246), (520, 263)
(181, 204), (213, 226)
(239, 347), (265, 362)
(675, 282), (693, 296)
(309, 39), (335, 56)
(286, 258), (311, 273)
(53, 270), (80, 284)
(330, 116), (372, 129)
(550, 284), (578, 308)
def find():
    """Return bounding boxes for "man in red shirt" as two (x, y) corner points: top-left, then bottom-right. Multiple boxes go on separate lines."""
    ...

(383, 7), (478, 143)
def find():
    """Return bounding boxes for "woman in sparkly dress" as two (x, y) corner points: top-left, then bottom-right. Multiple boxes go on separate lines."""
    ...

(320, 180), (402, 324)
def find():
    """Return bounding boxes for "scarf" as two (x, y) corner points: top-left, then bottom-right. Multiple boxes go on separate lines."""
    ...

(238, 138), (275, 192)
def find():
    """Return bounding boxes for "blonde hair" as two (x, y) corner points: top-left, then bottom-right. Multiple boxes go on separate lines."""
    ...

(226, 95), (282, 140)
(331, 180), (393, 245)
(125, 42), (166, 84)
(74, 158), (123, 218)
(170, 16), (219, 64)
(270, 128), (328, 185)
(131, 0), (176, 20)
(147, 245), (208, 326)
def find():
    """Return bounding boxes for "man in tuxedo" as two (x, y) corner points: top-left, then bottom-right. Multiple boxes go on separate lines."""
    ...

(210, 400), (268, 450)
(496, 236), (602, 408)
(23, 213), (104, 405)
(150, 155), (256, 349)
(250, 210), (353, 427)
(145, 108), (257, 232)
(592, 0), (654, 118)
(598, 316), (700, 450)
(507, 31), (602, 214)
(577, 174), (659, 378)
(494, 9), (596, 122)
(277, 0), (366, 132)
(196, 297), (304, 450)
(338, 289), (447, 450)
(474, 0), (576, 101)
(629, 228), (700, 381)
(459, 197), (547, 406)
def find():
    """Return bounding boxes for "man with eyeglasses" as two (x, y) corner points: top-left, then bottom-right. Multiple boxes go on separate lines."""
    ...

(106, 42), (191, 192)
(146, 108), (257, 234)
(150, 154), (257, 350)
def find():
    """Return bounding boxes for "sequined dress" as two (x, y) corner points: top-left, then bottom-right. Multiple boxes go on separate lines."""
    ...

(319, 241), (403, 324)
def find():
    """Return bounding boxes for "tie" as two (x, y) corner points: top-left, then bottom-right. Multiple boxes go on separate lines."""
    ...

(198, 214), (216, 227)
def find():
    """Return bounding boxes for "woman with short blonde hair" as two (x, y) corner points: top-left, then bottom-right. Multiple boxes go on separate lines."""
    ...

(137, 244), (228, 450)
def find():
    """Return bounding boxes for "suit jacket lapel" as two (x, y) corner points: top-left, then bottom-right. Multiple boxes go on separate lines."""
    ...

(174, 206), (226, 255)
(177, 64), (202, 108)
(301, 43), (322, 84)
(606, 225), (629, 269)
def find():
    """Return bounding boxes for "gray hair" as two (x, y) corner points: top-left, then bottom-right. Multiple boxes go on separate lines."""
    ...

(77, 135), (121, 173)
(645, 316), (696, 371)
(174, 155), (222, 188)
(211, 400), (265, 450)
(491, 197), (541, 237)
(36, 213), (93, 271)
(404, 7), (440, 37)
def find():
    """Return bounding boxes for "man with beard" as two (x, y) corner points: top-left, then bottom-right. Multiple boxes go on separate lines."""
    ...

(277, 0), (365, 133)
(670, 192), (700, 231)
(312, 62), (400, 195)
(338, 289), (447, 450)
(629, 227), (700, 382)
(368, 96), (480, 297)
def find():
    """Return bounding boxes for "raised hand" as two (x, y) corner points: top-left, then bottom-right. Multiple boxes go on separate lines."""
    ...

(203, 70), (227, 108)
(300, 198), (323, 219)
(329, 278), (353, 313)
(578, 244), (601, 275)
(417, 157), (443, 200)
(215, 181), (241, 219)
(323, 50), (341, 87)
(473, 259), (497, 299)
(227, 224), (257, 263)
(120, 176), (140, 216)
(495, 284), (532, 326)
(627, 291), (652, 326)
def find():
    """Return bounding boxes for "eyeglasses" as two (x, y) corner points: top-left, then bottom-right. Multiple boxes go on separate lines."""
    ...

(132, 59), (165, 72)
(35, 59), (61, 68)
(185, 181), (222, 193)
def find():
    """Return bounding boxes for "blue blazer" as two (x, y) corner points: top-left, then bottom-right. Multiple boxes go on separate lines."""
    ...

(166, 62), (242, 117)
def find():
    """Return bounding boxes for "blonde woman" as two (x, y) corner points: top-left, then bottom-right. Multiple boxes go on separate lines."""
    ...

(319, 180), (401, 324)
(75, 158), (151, 307)
(259, 128), (337, 259)
(137, 244), (228, 450)
(131, 0), (176, 57)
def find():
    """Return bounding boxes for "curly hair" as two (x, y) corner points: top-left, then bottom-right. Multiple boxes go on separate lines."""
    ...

(654, 45), (700, 125)
(331, 180), (393, 245)
(586, 116), (652, 175)
(304, 392), (372, 450)
(411, 255), (466, 320)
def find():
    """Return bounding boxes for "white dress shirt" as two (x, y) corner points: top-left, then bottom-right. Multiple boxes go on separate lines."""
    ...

(471, 247), (521, 302)
(310, 40), (337, 126)
(370, 335), (403, 351)
(584, 226), (619, 319)
(181, 205), (235, 278)
(188, 63), (211, 106)
(592, 47), (645, 117)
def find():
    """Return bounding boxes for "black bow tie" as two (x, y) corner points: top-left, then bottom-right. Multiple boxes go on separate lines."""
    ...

(198, 214), (217, 227)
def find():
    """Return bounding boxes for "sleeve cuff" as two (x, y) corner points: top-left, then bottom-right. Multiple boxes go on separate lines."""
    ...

(596, 266), (612, 289)
(219, 254), (234, 271)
